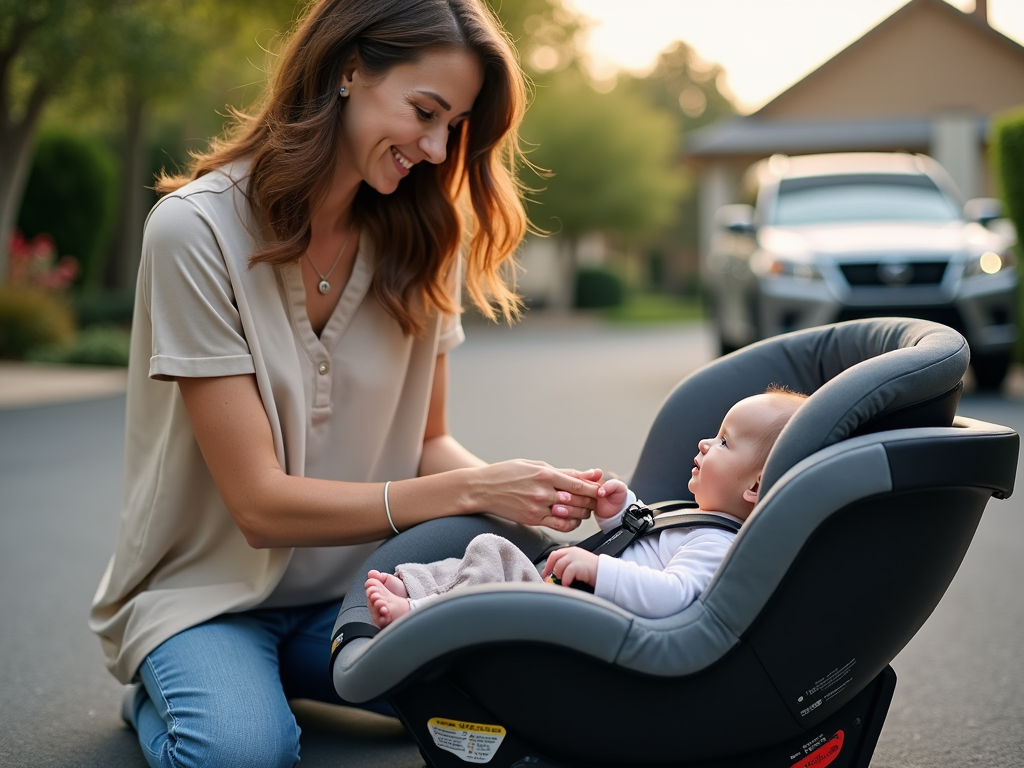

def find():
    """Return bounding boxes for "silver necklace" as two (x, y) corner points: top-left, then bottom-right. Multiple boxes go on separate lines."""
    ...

(305, 229), (352, 295)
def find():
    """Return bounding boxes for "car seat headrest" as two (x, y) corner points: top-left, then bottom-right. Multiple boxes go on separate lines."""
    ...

(629, 318), (969, 503)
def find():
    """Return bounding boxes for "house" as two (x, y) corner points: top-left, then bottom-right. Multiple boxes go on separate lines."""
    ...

(686, 0), (1024, 262)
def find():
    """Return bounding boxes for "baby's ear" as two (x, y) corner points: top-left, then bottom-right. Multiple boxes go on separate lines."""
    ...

(742, 476), (761, 505)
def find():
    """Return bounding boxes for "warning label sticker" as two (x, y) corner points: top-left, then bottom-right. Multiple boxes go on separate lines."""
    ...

(788, 730), (844, 768)
(797, 658), (856, 715)
(427, 717), (506, 764)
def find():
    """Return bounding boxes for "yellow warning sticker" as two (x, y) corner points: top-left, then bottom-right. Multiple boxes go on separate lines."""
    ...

(427, 717), (506, 764)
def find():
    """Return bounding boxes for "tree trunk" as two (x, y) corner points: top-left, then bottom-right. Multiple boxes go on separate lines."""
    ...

(0, 85), (48, 285)
(108, 86), (148, 292)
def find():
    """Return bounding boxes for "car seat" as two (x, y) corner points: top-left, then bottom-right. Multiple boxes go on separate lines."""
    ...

(329, 318), (1018, 768)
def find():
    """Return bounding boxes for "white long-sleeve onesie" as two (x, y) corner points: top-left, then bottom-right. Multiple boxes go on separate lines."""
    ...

(593, 492), (740, 619)
(395, 490), (740, 620)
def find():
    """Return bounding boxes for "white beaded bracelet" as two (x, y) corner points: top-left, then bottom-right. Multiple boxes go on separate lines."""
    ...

(383, 480), (400, 535)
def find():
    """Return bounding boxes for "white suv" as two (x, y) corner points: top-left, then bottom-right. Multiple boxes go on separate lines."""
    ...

(705, 152), (1018, 389)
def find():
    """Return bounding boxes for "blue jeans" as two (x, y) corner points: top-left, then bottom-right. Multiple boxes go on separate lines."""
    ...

(128, 600), (386, 768)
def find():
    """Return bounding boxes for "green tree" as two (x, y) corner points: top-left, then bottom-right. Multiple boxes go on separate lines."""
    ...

(625, 41), (736, 134)
(619, 41), (737, 291)
(486, 0), (587, 83)
(521, 74), (686, 304)
(0, 0), (113, 283)
(84, 0), (299, 291)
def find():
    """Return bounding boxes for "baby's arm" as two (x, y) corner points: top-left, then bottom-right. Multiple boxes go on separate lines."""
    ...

(594, 532), (733, 618)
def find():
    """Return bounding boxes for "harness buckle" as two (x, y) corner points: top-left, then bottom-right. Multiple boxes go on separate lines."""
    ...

(621, 503), (654, 535)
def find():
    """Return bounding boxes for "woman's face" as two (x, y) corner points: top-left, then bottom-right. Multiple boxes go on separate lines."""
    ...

(338, 47), (484, 195)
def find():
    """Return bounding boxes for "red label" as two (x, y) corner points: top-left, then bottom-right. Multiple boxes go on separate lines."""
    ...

(789, 730), (844, 768)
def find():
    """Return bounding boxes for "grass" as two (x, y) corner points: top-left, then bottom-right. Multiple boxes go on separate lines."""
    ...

(600, 293), (705, 324)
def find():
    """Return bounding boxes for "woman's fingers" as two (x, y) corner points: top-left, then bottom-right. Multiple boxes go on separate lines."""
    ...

(560, 467), (604, 483)
(552, 471), (600, 500)
(551, 503), (594, 519)
(540, 514), (581, 533)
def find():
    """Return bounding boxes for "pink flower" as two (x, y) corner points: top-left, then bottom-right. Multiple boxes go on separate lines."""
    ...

(6, 231), (79, 291)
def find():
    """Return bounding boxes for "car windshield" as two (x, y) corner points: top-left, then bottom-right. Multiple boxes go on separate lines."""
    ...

(772, 174), (962, 226)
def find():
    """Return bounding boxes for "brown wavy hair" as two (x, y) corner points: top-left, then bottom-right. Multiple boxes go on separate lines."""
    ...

(156, 0), (527, 335)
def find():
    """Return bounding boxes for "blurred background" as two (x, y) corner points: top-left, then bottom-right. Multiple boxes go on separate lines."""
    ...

(1, 0), (1023, 376)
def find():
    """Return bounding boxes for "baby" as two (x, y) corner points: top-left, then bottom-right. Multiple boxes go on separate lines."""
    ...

(366, 386), (807, 625)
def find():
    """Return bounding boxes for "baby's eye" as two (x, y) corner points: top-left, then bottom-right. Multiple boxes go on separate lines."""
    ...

(719, 437), (728, 447)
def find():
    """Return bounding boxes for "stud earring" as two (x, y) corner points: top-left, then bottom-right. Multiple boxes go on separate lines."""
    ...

(339, 86), (349, 97)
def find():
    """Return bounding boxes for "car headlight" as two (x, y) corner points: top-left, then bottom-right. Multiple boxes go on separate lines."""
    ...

(963, 250), (1016, 277)
(753, 254), (823, 280)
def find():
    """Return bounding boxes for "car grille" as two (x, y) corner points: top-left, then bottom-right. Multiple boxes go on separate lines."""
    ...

(839, 261), (948, 287)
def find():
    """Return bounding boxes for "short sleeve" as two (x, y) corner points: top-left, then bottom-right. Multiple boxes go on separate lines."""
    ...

(141, 194), (256, 381)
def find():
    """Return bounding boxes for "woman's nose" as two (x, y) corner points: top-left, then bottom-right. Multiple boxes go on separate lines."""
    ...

(419, 127), (448, 164)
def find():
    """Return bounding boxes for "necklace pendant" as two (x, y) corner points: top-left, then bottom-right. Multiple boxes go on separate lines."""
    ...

(318, 279), (331, 295)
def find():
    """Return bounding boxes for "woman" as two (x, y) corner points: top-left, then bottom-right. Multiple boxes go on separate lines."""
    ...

(89, 1), (601, 766)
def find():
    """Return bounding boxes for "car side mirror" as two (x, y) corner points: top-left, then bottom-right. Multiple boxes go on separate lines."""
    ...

(716, 204), (756, 236)
(964, 198), (1004, 226)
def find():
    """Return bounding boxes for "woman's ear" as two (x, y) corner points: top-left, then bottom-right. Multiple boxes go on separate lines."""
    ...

(339, 53), (360, 92)
(742, 477), (761, 505)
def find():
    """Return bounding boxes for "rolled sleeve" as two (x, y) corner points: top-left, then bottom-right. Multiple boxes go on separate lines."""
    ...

(142, 194), (255, 381)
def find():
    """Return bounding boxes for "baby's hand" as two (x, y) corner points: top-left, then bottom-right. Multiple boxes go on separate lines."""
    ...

(542, 546), (600, 589)
(595, 478), (629, 519)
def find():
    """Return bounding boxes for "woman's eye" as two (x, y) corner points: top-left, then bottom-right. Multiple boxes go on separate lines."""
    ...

(414, 106), (433, 121)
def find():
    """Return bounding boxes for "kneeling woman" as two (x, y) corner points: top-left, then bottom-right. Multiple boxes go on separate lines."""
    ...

(89, 1), (599, 766)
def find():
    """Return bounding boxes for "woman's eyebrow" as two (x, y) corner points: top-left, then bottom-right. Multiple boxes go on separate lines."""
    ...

(414, 89), (473, 117)
(414, 90), (451, 110)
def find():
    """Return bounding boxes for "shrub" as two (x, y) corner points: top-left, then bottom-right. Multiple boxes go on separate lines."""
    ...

(0, 286), (76, 359)
(991, 108), (1024, 361)
(575, 266), (626, 309)
(17, 129), (118, 289)
(74, 291), (135, 328)
(28, 324), (131, 367)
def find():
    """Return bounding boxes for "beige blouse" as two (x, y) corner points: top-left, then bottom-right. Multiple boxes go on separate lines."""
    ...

(89, 162), (464, 683)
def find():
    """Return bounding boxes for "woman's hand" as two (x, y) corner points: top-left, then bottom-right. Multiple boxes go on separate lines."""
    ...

(470, 460), (601, 533)
(543, 546), (600, 588)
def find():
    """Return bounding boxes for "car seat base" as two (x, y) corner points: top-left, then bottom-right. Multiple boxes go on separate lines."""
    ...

(391, 665), (896, 768)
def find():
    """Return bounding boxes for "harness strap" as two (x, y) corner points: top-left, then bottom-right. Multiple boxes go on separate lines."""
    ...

(574, 500), (743, 559)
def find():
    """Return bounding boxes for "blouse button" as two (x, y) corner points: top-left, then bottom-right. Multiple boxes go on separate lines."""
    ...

(318, 361), (330, 375)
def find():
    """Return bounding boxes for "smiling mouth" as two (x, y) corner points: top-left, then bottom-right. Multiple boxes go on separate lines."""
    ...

(390, 147), (413, 170)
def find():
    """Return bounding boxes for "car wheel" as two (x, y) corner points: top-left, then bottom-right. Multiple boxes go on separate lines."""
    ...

(971, 352), (1012, 391)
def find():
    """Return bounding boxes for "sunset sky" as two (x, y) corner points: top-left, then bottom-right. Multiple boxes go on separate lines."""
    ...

(565, 0), (1024, 112)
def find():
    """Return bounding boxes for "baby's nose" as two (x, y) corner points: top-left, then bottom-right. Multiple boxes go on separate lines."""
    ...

(698, 438), (711, 453)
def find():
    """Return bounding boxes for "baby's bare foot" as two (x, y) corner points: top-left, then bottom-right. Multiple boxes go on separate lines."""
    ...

(366, 577), (411, 628)
(367, 569), (408, 598)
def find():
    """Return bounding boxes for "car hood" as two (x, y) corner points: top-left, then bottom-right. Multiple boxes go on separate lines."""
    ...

(759, 221), (1002, 258)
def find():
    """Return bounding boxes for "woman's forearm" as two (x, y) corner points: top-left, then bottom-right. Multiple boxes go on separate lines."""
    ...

(419, 433), (487, 475)
(238, 467), (480, 548)
(179, 374), (595, 549)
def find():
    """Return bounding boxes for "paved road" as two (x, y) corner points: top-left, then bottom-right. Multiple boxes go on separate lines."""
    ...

(1, 316), (1022, 767)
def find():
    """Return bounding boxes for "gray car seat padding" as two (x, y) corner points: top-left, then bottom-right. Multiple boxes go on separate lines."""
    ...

(630, 318), (969, 504)
(335, 583), (634, 703)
